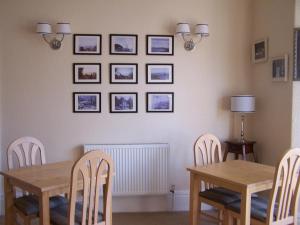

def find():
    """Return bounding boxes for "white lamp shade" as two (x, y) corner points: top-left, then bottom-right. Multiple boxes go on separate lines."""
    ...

(56, 22), (71, 34)
(231, 95), (255, 113)
(36, 23), (52, 34)
(195, 24), (209, 37)
(176, 23), (191, 34)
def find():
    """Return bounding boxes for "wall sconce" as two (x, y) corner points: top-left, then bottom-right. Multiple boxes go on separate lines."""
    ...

(36, 22), (71, 50)
(175, 23), (209, 51)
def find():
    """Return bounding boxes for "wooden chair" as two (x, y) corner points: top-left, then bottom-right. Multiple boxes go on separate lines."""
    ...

(50, 150), (114, 225)
(7, 136), (66, 225)
(194, 133), (240, 224)
(225, 148), (300, 225)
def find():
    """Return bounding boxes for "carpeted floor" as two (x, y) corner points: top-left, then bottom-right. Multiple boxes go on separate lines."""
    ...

(0, 211), (218, 225)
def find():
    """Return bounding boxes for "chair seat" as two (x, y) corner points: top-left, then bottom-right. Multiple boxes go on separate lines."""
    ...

(14, 195), (68, 216)
(226, 196), (277, 222)
(199, 187), (241, 205)
(50, 200), (103, 225)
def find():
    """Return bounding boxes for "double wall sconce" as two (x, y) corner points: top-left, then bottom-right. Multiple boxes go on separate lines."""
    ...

(175, 23), (209, 51)
(36, 22), (71, 50)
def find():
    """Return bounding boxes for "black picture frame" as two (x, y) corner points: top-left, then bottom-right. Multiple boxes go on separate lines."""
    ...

(73, 34), (102, 55)
(110, 63), (138, 84)
(146, 64), (174, 84)
(73, 63), (101, 84)
(146, 35), (174, 55)
(109, 92), (138, 113)
(73, 92), (101, 113)
(294, 28), (300, 80)
(109, 34), (138, 55)
(146, 92), (174, 113)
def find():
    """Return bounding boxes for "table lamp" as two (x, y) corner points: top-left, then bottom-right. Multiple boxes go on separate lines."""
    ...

(230, 95), (256, 142)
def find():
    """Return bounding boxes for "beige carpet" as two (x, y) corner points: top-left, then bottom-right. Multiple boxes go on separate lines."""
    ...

(0, 212), (218, 225)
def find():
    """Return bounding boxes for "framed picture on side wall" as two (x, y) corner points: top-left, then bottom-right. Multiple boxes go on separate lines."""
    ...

(146, 64), (173, 84)
(110, 92), (138, 113)
(110, 34), (138, 55)
(146, 35), (174, 55)
(272, 54), (288, 82)
(252, 38), (268, 63)
(73, 34), (102, 55)
(146, 92), (174, 112)
(73, 92), (101, 113)
(294, 28), (300, 80)
(73, 63), (101, 84)
(110, 63), (138, 84)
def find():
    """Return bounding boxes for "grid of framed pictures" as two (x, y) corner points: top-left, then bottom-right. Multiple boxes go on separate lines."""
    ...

(72, 33), (174, 113)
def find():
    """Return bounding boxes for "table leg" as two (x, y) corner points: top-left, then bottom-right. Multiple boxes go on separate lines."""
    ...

(242, 145), (246, 160)
(240, 189), (251, 225)
(39, 192), (50, 225)
(189, 173), (200, 225)
(4, 177), (14, 225)
(223, 149), (229, 162)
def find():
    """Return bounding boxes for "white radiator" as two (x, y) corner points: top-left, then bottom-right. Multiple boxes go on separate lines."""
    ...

(84, 143), (169, 196)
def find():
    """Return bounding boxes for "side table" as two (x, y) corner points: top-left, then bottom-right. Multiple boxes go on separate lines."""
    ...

(223, 140), (257, 162)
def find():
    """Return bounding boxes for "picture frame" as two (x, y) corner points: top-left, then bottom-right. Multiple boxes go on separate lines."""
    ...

(73, 63), (101, 84)
(294, 28), (300, 80)
(272, 54), (289, 82)
(252, 38), (268, 63)
(110, 63), (138, 84)
(73, 92), (101, 113)
(146, 92), (174, 113)
(146, 35), (174, 55)
(146, 64), (173, 84)
(73, 34), (102, 55)
(110, 34), (138, 55)
(110, 92), (138, 113)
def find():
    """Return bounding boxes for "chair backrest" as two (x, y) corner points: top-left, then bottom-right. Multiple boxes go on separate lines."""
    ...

(68, 150), (114, 225)
(7, 136), (46, 169)
(267, 148), (300, 225)
(194, 133), (222, 167)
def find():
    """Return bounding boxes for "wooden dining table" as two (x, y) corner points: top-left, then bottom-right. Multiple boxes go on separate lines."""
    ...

(1, 160), (76, 225)
(187, 160), (275, 225)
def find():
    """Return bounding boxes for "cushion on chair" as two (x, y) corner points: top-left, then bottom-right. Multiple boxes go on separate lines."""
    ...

(226, 196), (277, 222)
(50, 201), (103, 225)
(199, 187), (241, 205)
(14, 195), (68, 216)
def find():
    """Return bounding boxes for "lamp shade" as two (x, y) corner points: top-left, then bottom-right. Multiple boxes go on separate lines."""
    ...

(195, 24), (209, 37)
(56, 22), (71, 34)
(36, 23), (52, 34)
(176, 23), (191, 34)
(231, 95), (255, 113)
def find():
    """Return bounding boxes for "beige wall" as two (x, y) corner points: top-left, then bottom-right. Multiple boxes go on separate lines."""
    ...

(251, 0), (294, 165)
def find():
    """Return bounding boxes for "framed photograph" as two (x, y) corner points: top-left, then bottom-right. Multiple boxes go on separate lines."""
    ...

(110, 92), (138, 113)
(252, 38), (268, 63)
(110, 34), (138, 55)
(146, 35), (174, 55)
(110, 63), (138, 84)
(272, 54), (289, 82)
(294, 28), (300, 80)
(146, 64), (173, 84)
(146, 92), (174, 113)
(73, 34), (101, 55)
(73, 92), (101, 113)
(73, 63), (101, 84)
